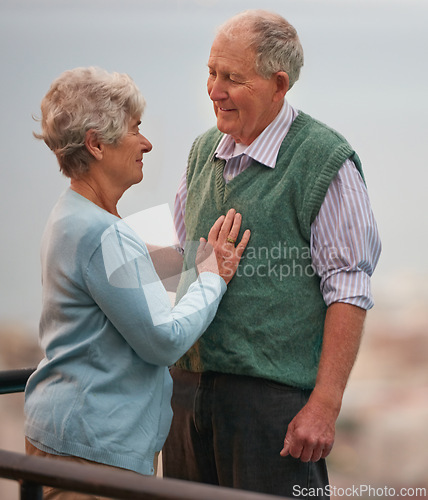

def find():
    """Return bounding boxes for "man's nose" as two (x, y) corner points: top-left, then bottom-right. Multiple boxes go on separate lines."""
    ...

(208, 77), (227, 101)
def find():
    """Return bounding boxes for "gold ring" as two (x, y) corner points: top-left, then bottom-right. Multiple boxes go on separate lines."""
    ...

(226, 237), (236, 244)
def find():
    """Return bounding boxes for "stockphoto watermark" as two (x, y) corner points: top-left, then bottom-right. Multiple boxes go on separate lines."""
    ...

(292, 484), (427, 498)
(230, 241), (352, 280)
(99, 204), (354, 325)
(100, 205), (222, 327)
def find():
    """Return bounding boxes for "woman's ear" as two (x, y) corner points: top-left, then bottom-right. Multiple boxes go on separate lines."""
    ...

(84, 129), (103, 161)
(273, 71), (289, 102)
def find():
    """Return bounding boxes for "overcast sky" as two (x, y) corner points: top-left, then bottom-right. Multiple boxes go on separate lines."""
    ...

(1, 0), (427, 328)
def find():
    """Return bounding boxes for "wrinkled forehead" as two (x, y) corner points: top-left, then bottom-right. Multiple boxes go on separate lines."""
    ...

(208, 33), (256, 72)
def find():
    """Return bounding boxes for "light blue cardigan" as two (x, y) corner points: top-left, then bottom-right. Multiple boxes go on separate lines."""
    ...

(24, 188), (226, 475)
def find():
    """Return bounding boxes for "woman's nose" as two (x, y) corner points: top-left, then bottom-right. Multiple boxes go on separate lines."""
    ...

(140, 134), (153, 153)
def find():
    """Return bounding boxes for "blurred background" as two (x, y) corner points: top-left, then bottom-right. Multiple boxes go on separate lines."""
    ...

(1, 0), (427, 498)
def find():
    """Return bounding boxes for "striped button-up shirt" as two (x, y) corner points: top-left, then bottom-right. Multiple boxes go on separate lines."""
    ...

(174, 100), (381, 309)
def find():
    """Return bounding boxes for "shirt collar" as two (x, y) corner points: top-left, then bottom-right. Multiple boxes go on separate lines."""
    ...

(214, 99), (298, 169)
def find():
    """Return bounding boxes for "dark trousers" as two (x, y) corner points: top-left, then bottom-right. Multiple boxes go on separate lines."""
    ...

(163, 367), (329, 498)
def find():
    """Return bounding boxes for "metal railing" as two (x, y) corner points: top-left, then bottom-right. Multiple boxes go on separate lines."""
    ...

(0, 369), (288, 499)
(0, 448), (284, 499)
(0, 367), (35, 394)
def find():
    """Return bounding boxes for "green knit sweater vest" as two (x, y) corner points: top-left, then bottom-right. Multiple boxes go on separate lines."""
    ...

(176, 111), (363, 388)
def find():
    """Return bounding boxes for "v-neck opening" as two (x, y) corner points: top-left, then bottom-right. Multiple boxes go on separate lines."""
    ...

(214, 158), (269, 205)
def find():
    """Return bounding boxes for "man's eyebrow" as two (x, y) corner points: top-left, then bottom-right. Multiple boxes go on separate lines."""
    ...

(207, 65), (244, 79)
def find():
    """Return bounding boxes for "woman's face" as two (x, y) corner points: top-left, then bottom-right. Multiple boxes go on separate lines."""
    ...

(101, 117), (152, 190)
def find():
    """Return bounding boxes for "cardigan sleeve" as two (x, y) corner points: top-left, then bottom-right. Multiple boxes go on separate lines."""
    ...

(85, 221), (226, 366)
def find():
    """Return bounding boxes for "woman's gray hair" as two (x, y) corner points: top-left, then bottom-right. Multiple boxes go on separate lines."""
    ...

(216, 10), (304, 89)
(34, 67), (146, 178)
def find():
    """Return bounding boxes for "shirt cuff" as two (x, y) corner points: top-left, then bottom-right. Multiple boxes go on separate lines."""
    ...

(321, 268), (374, 310)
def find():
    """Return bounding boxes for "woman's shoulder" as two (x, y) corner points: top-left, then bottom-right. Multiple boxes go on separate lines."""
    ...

(43, 188), (121, 257)
(56, 188), (117, 226)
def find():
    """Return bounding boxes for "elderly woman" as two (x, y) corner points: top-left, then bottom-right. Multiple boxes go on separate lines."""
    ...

(24, 66), (250, 498)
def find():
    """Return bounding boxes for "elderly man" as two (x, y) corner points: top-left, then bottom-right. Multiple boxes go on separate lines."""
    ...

(163, 9), (381, 498)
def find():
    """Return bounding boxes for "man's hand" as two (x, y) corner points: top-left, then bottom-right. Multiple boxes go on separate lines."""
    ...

(280, 302), (366, 462)
(280, 391), (338, 462)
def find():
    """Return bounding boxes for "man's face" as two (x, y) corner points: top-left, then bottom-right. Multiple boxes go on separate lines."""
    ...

(207, 34), (282, 146)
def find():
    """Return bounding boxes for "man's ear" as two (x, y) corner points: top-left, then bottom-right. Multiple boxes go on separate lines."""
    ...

(84, 129), (103, 161)
(273, 71), (289, 102)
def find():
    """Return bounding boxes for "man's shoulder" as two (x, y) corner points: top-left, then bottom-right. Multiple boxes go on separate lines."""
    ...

(292, 111), (352, 148)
